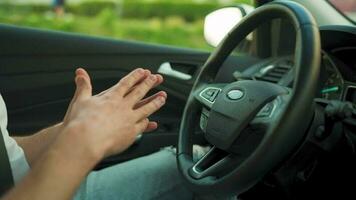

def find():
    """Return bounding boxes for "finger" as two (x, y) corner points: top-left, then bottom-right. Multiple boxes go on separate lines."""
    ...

(95, 73), (162, 98)
(144, 121), (158, 132)
(135, 95), (166, 120)
(154, 74), (163, 87)
(134, 91), (167, 109)
(76, 67), (90, 79)
(96, 69), (149, 97)
(64, 70), (82, 121)
(125, 74), (157, 105)
(69, 68), (87, 104)
(75, 68), (92, 101)
(135, 118), (150, 134)
(111, 68), (149, 97)
(65, 68), (92, 121)
(124, 74), (163, 97)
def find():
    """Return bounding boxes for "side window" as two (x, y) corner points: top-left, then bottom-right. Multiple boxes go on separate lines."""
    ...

(0, 0), (253, 50)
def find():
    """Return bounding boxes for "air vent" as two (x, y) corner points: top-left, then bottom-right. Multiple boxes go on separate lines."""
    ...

(255, 60), (293, 83)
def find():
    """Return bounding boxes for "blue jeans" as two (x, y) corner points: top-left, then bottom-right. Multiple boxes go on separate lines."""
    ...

(73, 147), (194, 200)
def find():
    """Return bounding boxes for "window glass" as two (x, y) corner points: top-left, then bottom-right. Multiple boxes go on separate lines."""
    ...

(0, 0), (253, 50)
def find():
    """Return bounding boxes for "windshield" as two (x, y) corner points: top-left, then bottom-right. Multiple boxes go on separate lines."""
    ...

(328, 0), (356, 24)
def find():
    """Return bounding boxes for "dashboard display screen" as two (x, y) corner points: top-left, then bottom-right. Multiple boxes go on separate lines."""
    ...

(319, 53), (344, 100)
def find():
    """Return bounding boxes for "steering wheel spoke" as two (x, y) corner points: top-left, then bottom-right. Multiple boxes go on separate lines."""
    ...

(193, 83), (226, 133)
(188, 147), (243, 179)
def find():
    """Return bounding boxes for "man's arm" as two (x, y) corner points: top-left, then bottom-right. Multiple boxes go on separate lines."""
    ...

(3, 129), (99, 200)
(2, 68), (167, 200)
(13, 123), (62, 166)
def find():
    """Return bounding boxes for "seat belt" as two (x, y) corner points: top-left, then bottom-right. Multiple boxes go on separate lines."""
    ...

(0, 129), (14, 196)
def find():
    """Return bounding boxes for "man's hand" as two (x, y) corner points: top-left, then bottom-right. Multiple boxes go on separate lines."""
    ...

(3, 68), (167, 200)
(15, 68), (165, 166)
(59, 68), (167, 160)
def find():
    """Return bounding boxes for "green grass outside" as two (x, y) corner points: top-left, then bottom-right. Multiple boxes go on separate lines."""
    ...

(0, 0), (254, 50)
(0, 9), (212, 50)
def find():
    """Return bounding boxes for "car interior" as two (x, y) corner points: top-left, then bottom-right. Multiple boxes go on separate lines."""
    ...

(0, 0), (355, 199)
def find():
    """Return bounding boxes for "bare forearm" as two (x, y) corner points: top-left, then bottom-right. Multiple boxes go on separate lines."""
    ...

(3, 129), (99, 200)
(14, 123), (62, 166)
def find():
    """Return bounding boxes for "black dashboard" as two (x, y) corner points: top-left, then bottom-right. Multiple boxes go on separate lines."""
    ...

(240, 25), (356, 106)
(319, 26), (356, 104)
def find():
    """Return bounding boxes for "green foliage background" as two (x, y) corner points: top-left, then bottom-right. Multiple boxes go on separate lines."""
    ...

(0, 0), (253, 50)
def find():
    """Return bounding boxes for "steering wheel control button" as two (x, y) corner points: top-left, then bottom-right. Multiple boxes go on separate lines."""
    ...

(227, 89), (244, 100)
(205, 89), (215, 96)
(256, 102), (275, 118)
(200, 87), (221, 103)
(200, 108), (210, 132)
(200, 114), (208, 132)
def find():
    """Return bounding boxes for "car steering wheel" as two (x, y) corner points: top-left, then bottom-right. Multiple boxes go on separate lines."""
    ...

(177, 1), (321, 198)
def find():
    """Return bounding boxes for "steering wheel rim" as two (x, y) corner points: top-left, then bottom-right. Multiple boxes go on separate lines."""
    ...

(177, 0), (321, 197)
